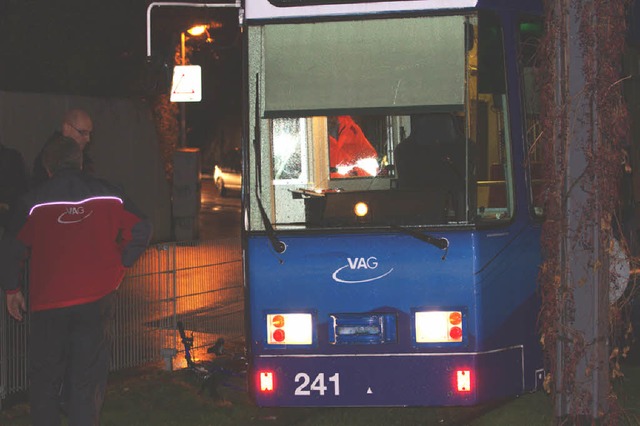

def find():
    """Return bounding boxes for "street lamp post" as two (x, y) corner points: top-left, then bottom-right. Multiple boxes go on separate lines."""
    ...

(179, 25), (209, 147)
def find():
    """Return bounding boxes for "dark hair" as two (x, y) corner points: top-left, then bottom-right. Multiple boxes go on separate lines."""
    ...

(42, 134), (83, 175)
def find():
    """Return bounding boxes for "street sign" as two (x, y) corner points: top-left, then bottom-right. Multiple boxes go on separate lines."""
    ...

(170, 65), (202, 102)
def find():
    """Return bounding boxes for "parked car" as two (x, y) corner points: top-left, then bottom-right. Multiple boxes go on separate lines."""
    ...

(213, 148), (242, 196)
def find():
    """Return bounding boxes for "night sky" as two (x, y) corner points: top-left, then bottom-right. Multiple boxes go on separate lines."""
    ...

(0, 1), (149, 96)
(0, 0), (242, 148)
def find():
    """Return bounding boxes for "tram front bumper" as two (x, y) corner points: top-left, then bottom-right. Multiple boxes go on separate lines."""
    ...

(251, 346), (526, 407)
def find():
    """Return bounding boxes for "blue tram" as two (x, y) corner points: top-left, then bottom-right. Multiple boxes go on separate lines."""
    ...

(243, 0), (546, 406)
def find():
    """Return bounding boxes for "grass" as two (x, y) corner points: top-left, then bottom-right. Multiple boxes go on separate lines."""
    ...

(2, 363), (640, 425)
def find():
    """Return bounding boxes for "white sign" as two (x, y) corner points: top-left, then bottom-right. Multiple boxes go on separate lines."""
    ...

(170, 65), (202, 102)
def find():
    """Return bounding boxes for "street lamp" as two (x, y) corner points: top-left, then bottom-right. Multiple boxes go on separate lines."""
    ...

(178, 24), (210, 147)
(181, 25), (211, 65)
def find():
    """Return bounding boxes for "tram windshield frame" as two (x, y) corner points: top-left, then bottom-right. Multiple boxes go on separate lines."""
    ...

(248, 11), (514, 231)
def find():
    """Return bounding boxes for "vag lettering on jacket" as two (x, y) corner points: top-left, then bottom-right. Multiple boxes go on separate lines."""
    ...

(57, 206), (93, 224)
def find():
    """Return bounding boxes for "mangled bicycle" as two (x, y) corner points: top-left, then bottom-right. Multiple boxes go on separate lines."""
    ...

(176, 321), (245, 402)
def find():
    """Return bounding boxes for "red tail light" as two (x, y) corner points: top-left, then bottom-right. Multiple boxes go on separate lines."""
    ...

(449, 326), (463, 340)
(456, 370), (472, 392)
(273, 328), (285, 342)
(259, 371), (275, 392)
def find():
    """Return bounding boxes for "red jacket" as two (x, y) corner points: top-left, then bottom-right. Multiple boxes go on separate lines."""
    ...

(0, 169), (152, 311)
(329, 116), (378, 178)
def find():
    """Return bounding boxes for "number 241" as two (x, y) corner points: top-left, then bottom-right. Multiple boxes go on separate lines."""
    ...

(294, 373), (340, 396)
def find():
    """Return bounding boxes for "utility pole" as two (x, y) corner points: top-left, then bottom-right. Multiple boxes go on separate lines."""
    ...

(554, 0), (609, 418)
(544, 0), (630, 421)
(180, 31), (187, 148)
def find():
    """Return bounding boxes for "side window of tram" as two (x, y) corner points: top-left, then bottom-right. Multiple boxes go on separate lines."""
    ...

(519, 18), (544, 217)
(473, 12), (514, 221)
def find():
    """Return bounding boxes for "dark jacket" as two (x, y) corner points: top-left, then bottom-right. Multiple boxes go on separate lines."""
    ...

(0, 144), (28, 228)
(0, 168), (152, 311)
(31, 131), (95, 188)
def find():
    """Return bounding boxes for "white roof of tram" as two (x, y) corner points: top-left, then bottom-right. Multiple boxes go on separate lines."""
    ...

(245, 0), (478, 20)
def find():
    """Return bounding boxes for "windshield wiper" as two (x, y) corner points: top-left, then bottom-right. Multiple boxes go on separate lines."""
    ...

(255, 193), (286, 254)
(252, 74), (285, 254)
(390, 225), (449, 260)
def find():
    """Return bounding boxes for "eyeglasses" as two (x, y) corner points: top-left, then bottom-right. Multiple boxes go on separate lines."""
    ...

(67, 122), (92, 138)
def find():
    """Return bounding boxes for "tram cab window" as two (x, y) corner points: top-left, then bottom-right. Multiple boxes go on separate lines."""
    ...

(471, 11), (514, 223)
(250, 12), (515, 230)
(519, 17), (545, 218)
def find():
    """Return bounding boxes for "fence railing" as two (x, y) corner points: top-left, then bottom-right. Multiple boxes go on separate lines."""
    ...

(0, 238), (243, 408)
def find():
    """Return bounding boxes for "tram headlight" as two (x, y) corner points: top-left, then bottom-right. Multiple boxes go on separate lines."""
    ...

(354, 201), (369, 217)
(266, 313), (313, 345)
(415, 310), (464, 343)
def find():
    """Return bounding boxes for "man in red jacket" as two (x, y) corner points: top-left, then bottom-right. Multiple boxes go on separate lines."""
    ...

(0, 135), (152, 426)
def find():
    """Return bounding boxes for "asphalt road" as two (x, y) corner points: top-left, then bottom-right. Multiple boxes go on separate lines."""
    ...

(199, 174), (241, 241)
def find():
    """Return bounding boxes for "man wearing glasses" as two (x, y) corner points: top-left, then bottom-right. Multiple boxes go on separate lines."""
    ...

(32, 109), (95, 187)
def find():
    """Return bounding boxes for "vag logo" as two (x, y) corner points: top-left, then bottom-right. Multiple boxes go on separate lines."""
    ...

(347, 257), (378, 269)
(332, 256), (393, 284)
(58, 206), (93, 224)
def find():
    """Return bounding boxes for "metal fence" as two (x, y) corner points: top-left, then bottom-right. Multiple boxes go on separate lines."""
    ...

(0, 238), (243, 408)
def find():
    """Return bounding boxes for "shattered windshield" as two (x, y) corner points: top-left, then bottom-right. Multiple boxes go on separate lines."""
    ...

(248, 12), (512, 230)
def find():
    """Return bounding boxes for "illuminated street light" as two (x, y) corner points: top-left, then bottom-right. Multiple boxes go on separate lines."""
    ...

(187, 24), (208, 36)
(181, 24), (210, 66)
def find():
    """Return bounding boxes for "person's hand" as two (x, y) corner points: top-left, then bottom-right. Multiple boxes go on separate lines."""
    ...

(6, 291), (26, 321)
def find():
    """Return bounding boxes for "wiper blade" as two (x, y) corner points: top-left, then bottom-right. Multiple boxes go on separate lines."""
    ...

(255, 191), (286, 254)
(390, 225), (449, 260)
(252, 73), (285, 254)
